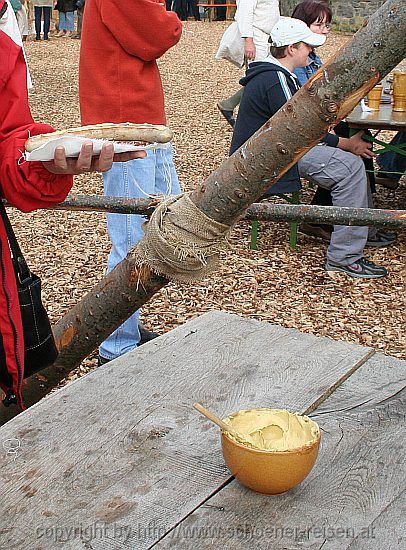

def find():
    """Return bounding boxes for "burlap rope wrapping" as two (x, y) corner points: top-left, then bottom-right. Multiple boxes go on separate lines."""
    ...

(132, 193), (231, 283)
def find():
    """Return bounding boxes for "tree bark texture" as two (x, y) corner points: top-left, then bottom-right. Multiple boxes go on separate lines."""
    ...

(190, 0), (406, 224)
(1, 0), (405, 424)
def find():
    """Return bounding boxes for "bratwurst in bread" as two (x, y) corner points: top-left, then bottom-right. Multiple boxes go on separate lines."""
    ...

(25, 123), (173, 152)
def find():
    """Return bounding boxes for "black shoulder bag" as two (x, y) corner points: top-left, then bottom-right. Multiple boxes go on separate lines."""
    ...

(0, 202), (58, 406)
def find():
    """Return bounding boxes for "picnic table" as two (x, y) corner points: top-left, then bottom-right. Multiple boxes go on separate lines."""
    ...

(0, 311), (404, 549)
(347, 103), (406, 158)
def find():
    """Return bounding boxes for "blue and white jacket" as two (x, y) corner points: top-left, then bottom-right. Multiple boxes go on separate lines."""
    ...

(294, 50), (322, 86)
(230, 56), (338, 194)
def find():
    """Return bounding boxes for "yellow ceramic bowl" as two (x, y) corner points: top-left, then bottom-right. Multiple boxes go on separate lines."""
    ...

(221, 409), (321, 495)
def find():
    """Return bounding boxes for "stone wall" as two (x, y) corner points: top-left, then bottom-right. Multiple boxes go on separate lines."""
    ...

(332, 0), (386, 31)
(280, 0), (387, 31)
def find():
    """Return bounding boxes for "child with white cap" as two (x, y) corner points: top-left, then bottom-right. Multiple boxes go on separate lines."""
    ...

(231, 17), (388, 279)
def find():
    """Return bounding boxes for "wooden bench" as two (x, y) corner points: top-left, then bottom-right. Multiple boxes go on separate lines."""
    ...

(197, 1), (236, 22)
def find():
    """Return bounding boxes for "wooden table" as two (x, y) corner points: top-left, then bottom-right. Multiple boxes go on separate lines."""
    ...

(347, 104), (406, 158)
(197, 1), (236, 22)
(347, 103), (406, 132)
(0, 311), (404, 549)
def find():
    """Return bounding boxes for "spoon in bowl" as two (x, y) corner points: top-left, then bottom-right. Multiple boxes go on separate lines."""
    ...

(193, 402), (256, 447)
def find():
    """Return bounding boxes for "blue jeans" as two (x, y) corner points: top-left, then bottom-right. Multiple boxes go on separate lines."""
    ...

(59, 11), (75, 31)
(99, 146), (181, 360)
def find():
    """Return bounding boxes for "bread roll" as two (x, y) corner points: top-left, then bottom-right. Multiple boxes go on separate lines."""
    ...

(25, 123), (173, 152)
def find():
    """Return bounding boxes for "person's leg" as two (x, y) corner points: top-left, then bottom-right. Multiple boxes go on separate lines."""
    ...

(298, 145), (369, 266)
(377, 131), (406, 182)
(43, 7), (51, 39)
(57, 12), (66, 34)
(34, 6), (41, 40)
(175, 0), (187, 20)
(100, 152), (172, 361)
(365, 182), (397, 246)
(77, 7), (83, 36)
(214, 1), (226, 21)
(218, 88), (243, 112)
(253, 27), (270, 61)
(335, 122), (376, 192)
(189, 0), (200, 20)
(299, 186), (333, 241)
(65, 11), (75, 34)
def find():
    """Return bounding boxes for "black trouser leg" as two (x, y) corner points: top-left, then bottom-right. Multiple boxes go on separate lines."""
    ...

(189, 0), (200, 20)
(43, 7), (51, 38)
(34, 6), (42, 38)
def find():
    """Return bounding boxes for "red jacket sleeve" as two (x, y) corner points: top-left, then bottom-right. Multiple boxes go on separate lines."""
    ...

(0, 125), (73, 213)
(99, 0), (182, 61)
(0, 30), (73, 212)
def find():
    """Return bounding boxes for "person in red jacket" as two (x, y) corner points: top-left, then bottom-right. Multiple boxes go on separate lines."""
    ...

(79, 0), (182, 365)
(0, 0), (144, 406)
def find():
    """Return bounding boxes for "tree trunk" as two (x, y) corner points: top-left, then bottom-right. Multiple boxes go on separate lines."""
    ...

(1, 0), (405, 424)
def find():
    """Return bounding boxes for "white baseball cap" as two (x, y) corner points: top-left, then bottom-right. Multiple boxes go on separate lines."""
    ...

(270, 17), (326, 47)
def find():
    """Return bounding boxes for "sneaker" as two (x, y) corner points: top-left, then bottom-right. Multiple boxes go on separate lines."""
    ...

(366, 231), (397, 248)
(325, 257), (388, 279)
(217, 102), (235, 127)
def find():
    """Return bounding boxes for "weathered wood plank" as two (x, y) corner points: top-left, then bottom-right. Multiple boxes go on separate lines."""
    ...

(0, 312), (373, 549)
(312, 352), (406, 415)
(156, 351), (405, 549)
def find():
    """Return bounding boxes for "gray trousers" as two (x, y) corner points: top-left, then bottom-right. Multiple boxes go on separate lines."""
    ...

(298, 144), (368, 266)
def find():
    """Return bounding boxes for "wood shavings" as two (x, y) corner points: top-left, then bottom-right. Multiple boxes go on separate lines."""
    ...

(15, 25), (406, 392)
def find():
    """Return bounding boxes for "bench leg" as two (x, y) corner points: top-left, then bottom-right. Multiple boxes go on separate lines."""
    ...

(250, 220), (259, 250)
(289, 191), (300, 250)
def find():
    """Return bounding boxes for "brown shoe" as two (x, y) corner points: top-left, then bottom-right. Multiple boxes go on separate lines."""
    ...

(375, 176), (400, 190)
(299, 223), (332, 242)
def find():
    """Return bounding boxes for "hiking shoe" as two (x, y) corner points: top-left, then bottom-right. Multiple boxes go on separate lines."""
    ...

(217, 102), (235, 127)
(325, 257), (388, 279)
(366, 231), (397, 248)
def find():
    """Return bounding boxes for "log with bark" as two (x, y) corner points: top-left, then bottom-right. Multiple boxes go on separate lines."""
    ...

(1, 0), (405, 424)
(19, 194), (406, 228)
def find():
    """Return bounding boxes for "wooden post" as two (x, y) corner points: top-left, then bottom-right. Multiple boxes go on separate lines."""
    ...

(1, 0), (405, 423)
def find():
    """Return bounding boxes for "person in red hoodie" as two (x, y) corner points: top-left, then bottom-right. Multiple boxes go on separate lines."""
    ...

(0, 0), (144, 407)
(79, 0), (182, 365)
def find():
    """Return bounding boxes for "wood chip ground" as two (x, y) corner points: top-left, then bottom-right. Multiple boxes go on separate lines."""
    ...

(11, 23), (405, 387)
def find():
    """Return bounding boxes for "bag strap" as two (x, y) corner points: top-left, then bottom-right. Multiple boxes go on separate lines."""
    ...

(0, 201), (31, 283)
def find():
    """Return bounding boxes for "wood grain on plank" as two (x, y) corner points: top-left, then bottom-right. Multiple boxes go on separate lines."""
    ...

(0, 312), (373, 549)
(155, 351), (405, 549)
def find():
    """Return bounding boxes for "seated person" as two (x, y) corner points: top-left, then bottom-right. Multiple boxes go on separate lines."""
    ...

(376, 131), (405, 189)
(230, 17), (388, 279)
(291, 0), (395, 247)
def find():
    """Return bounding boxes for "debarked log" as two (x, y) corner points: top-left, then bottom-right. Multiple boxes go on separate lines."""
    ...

(1, 0), (405, 423)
